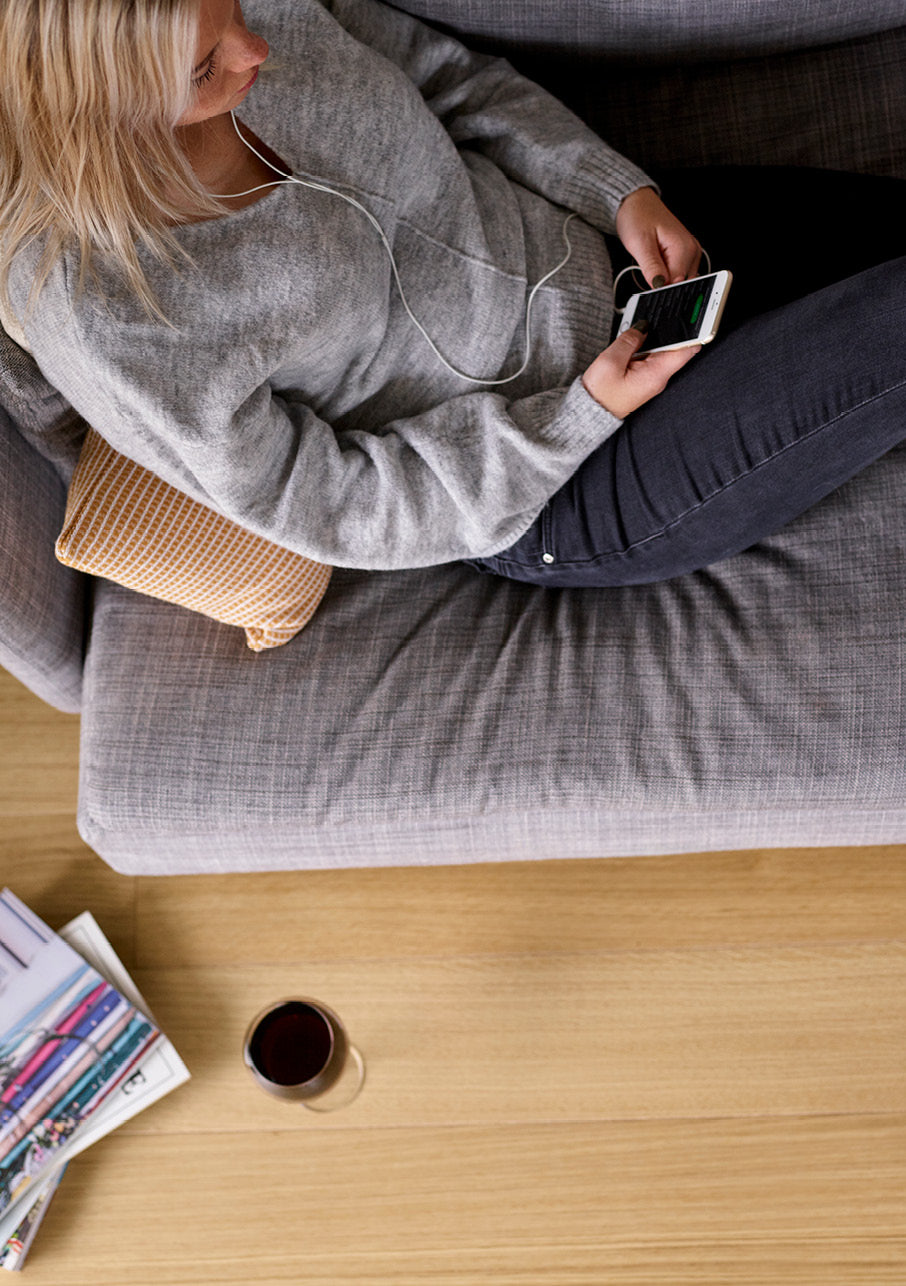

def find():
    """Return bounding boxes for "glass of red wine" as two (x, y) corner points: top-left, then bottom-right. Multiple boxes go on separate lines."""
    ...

(242, 998), (365, 1111)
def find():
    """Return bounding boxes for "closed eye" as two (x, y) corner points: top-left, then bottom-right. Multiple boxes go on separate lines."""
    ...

(192, 54), (218, 88)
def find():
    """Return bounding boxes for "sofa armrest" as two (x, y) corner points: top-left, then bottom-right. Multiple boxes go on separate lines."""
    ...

(0, 406), (86, 712)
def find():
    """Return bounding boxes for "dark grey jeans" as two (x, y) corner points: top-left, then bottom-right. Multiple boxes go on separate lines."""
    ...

(469, 168), (906, 587)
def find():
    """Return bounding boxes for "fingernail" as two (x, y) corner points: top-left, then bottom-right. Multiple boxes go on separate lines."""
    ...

(652, 275), (666, 290)
(633, 319), (649, 334)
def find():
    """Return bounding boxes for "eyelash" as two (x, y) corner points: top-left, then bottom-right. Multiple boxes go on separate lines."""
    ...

(192, 56), (217, 89)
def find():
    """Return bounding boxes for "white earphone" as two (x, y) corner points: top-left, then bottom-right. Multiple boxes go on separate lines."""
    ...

(221, 114), (707, 382)
(219, 111), (577, 386)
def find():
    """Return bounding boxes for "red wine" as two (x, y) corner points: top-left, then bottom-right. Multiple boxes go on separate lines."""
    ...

(248, 1001), (335, 1087)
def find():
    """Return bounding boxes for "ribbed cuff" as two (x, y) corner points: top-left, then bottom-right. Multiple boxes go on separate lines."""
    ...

(510, 372), (623, 462)
(549, 374), (623, 454)
(564, 147), (660, 235)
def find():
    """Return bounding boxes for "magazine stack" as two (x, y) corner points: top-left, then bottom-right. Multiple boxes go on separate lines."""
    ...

(0, 889), (189, 1270)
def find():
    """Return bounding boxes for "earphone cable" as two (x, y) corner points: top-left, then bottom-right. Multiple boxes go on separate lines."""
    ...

(217, 111), (577, 387)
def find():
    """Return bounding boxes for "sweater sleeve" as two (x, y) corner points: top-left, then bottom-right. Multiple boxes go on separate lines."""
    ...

(25, 281), (622, 571)
(317, 0), (656, 233)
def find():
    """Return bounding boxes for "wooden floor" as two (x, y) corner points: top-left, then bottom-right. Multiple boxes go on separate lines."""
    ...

(1, 665), (904, 1284)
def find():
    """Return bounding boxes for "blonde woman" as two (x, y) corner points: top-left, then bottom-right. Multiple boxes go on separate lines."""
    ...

(2, 0), (905, 586)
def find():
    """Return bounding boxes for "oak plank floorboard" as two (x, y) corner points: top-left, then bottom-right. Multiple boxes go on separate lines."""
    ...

(16, 1116), (906, 1285)
(118, 944), (906, 1135)
(135, 845), (906, 965)
(0, 667), (133, 956)
(0, 670), (80, 816)
(0, 816), (134, 959)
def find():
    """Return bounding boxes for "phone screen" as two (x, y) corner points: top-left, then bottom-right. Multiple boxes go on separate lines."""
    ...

(631, 274), (721, 352)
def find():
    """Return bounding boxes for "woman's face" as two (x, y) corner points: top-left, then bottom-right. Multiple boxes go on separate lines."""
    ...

(179, 0), (269, 126)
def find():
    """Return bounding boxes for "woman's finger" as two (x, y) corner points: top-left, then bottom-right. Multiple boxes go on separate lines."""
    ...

(660, 229), (703, 283)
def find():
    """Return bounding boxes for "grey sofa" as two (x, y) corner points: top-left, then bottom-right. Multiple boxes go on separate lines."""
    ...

(3, 0), (906, 875)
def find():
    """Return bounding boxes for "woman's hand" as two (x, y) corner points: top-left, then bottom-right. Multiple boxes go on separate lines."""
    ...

(582, 187), (703, 417)
(582, 325), (700, 420)
(615, 186), (701, 287)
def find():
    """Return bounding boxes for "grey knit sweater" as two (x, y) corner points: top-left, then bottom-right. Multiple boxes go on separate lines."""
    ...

(13, 0), (654, 569)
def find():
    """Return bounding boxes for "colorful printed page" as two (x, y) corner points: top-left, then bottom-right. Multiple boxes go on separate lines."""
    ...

(0, 910), (191, 1267)
(0, 1165), (66, 1272)
(0, 890), (160, 1225)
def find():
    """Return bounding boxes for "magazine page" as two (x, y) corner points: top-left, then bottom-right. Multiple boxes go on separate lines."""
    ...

(0, 891), (160, 1235)
(0, 1167), (66, 1272)
(0, 909), (190, 1264)
(55, 913), (190, 1148)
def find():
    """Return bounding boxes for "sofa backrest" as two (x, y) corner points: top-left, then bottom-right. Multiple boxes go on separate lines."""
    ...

(394, 0), (906, 60)
(398, 0), (906, 182)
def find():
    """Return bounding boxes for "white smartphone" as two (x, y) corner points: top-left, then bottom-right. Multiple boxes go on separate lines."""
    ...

(617, 270), (733, 353)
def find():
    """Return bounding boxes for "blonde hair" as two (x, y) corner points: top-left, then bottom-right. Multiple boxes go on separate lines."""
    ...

(0, 0), (224, 319)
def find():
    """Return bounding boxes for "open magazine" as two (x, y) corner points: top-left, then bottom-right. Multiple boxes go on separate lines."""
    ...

(0, 894), (189, 1270)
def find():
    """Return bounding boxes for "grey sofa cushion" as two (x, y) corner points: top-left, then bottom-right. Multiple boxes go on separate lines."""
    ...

(79, 440), (906, 874)
(0, 407), (84, 712)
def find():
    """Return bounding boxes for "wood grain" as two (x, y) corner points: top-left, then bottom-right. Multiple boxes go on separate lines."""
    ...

(119, 944), (906, 1134)
(134, 846), (906, 966)
(17, 1117), (906, 1284)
